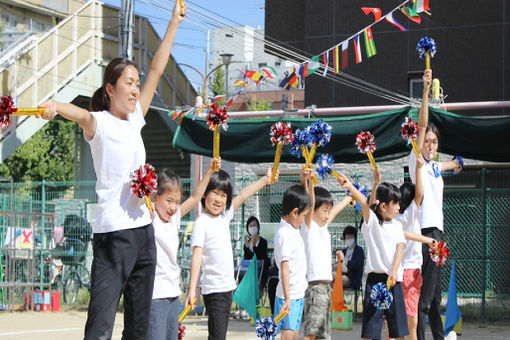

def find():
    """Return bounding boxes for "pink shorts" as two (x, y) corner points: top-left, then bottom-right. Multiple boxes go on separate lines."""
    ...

(402, 269), (423, 318)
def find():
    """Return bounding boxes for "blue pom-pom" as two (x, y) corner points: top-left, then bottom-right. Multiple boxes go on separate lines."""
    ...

(316, 154), (335, 179)
(291, 128), (313, 158)
(308, 120), (332, 147)
(452, 155), (464, 175)
(255, 317), (278, 339)
(416, 37), (437, 59)
(370, 282), (393, 310)
(346, 183), (368, 210)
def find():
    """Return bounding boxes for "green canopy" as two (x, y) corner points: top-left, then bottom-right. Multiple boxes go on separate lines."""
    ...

(172, 106), (510, 163)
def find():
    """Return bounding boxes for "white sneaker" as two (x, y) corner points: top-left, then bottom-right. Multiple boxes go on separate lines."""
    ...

(241, 310), (250, 320)
(445, 331), (457, 340)
(234, 310), (241, 319)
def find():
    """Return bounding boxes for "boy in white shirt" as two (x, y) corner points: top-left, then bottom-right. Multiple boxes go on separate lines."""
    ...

(301, 173), (351, 340)
(274, 181), (312, 340)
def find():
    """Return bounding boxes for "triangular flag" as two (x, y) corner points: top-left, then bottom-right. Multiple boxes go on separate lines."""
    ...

(385, 11), (408, 32)
(233, 254), (260, 320)
(341, 41), (349, 69)
(401, 5), (422, 24)
(412, 0), (431, 15)
(322, 51), (329, 77)
(308, 55), (321, 75)
(361, 7), (382, 22)
(363, 27), (377, 58)
(260, 66), (278, 79)
(353, 35), (362, 64)
(445, 257), (462, 334)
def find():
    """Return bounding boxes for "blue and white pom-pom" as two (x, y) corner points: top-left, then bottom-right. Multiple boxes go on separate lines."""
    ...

(291, 128), (313, 158)
(255, 317), (278, 340)
(416, 37), (437, 59)
(308, 120), (332, 147)
(370, 282), (393, 310)
(316, 154), (335, 179)
(451, 155), (464, 175)
(346, 183), (369, 210)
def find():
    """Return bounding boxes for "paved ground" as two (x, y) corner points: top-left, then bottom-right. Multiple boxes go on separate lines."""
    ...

(0, 307), (509, 339)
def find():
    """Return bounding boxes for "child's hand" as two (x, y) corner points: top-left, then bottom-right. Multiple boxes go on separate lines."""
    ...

(453, 159), (463, 174)
(265, 168), (279, 185)
(207, 157), (221, 173)
(427, 238), (438, 249)
(423, 69), (432, 92)
(387, 270), (398, 289)
(37, 100), (57, 120)
(337, 174), (351, 190)
(336, 250), (344, 262)
(281, 300), (291, 316)
(373, 170), (382, 184)
(185, 291), (196, 311)
(416, 154), (424, 169)
(172, 0), (186, 21)
(300, 167), (314, 186)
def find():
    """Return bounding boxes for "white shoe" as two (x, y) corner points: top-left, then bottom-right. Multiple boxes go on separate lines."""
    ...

(241, 310), (250, 320)
(234, 310), (241, 319)
(445, 331), (457, 340)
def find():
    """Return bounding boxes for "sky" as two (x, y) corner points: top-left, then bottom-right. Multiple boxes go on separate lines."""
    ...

(100, 0), (266, 92)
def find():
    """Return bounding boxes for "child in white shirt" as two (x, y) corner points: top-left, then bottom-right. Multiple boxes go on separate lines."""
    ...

(185, 168), (278, 340)
(148, 158), (219, 340)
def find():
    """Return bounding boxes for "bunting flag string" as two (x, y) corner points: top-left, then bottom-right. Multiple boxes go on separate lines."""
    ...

(333, 46), (340, 74)
(385, 12), (408, 32)
(361, 7), (382, 22)
(364, 27), (377, 58)
(353, 35), (363, 64)
(341, 41), (349, 69)
(322, 51), (329, 77)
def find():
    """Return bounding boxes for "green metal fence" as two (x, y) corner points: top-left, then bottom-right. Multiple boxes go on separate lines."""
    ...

(0, 169), (508, 319)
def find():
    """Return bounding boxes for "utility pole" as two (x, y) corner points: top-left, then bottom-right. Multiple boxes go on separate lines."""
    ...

(119, 0), (134, 60)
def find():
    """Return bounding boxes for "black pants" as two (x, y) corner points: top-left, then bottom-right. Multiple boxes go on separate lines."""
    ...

(418, 227), (444, 340)
(84, 224), (156, 340)
(267, 277), (278, 315)
(202, 290), (233, 340)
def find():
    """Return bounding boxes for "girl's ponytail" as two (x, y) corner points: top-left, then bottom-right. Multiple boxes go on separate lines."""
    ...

(90, 86), (110, 112)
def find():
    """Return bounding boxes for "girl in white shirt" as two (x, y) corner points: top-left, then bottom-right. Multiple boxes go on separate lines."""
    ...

(148, 158), (219, 340)
(185, 168), (278, 340)
(339, 173), (408, 340)
(37, 4), (185, 338)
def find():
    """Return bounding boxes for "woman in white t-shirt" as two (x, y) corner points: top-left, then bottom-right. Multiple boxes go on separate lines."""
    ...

(185, 168), (278, 340)
(411, 69), (463, 340)
(148, 158), (219, 340)
(37, 3), (185, 338)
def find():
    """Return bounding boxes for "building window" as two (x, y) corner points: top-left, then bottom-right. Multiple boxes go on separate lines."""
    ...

(409, 77), (424, 99)
(2, 14), (18, 31)
(275, 61), (281, 66)
(258, 62), (267, 68)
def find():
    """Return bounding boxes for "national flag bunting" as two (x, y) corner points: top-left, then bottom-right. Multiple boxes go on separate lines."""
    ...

(242, 68), (264, 84)
(361, 7), (382, 22)
(322, 51), (329, 77)
(260, 66), (278, 79)
(234, 80), (248, 88)
(401, 5), (422, 24)
(279, 68), (299, 90)
(385, 12), (408, 32)
(364, 27), (377, 58)
(333, 46), (340, 74)
(353, 35), (362, 64)
(341, 41), (348, 69)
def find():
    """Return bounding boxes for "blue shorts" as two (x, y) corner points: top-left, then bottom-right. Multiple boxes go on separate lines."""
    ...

(274, 296), (304, 331)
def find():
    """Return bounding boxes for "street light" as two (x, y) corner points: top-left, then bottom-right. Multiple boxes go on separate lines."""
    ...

(178, 63), (225, 104)
(219, 53), (234, 98)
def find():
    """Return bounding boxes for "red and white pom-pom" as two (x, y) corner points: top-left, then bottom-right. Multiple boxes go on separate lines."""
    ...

(206, 103), (229, 131)
(178, 323), (186, 340)
(130, 164), (158, 199)
(401, 117), (419, 141)
(0, 95), (18, 129)
(429, 241), (449, 266)
(355, 131), (376, 154)
(270, 122), (294, 146)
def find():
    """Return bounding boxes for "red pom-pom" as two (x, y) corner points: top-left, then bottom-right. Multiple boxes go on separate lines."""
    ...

(401, 117), (419, 141)
(429, 241), (449, 266)
(0, 95), (18, 128)
(130, 164), (158, 199)
(178, 322), (186, 340)
(270, 122), (294, 146)
(355, 131), (376, 154)
(206, 103), (228, 131)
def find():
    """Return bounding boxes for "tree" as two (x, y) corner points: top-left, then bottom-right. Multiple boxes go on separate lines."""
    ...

(0, 120), (76, 182)
(247, 96), (273, 111)
(210, 65), (225, 105)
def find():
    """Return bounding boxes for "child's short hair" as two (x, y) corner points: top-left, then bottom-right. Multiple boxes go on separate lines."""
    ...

(343, 225), (358, 243)
(314, 186), (333, 210)
(156, 168), (181, 195)
(399, 182), (415, 214)
(201, 169), (233, 210)
(371, 182), (401, 224)
(281, 184), (311, 217)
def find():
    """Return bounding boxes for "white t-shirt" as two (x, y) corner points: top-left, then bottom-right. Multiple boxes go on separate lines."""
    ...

(85, 101), (151, 233)
(152, 208), (182, 299)
(409, 151), (444, 231)
(396, 200), (423, 270)
(301, 220), (333, 282)
(191, 207), (236, 295)
(362, 210), (406, 282)
(274, 219), (308, 300)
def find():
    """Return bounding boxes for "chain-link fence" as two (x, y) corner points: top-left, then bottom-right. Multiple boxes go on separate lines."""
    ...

(0, 169), (508, 319)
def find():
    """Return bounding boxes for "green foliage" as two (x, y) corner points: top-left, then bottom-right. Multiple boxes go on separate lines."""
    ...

(210, 65), (225, 105)
(0, 120), (76, 182)
(247, 97), (273, 111)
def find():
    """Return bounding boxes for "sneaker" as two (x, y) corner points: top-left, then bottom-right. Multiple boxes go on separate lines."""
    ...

(241, 310), (250, 320)
(234, 310), (241, 319)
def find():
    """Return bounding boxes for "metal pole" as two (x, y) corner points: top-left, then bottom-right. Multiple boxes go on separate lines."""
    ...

(204, 30), (210, 99)
(225, 64), (229, 97)
(120, 0), (134, 60)
(481, 168), (487, 319)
